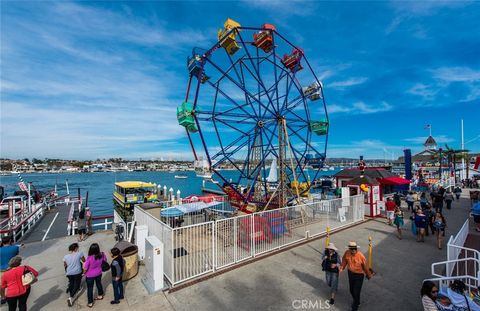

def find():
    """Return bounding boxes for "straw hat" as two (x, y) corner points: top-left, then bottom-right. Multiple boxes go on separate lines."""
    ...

(346, 241), (360, 249)
(326, 243), (338, 251)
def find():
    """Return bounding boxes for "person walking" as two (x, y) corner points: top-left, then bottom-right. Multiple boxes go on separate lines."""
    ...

(433, 192), (444, 213)
(322, 243), (340, 306)
(0, 256), (39, 311)
(85, 207), (93, 236)
(393, 206), (404, 240)
(415, 209), (427, 242)
(406, 192), (415, 211)
(424, 205), (435, 237)
(420, 192), (429, 210)
(454, 186), (462, 200)
(433, 212), (447, 249)
(63, 243), (85, 307)
(84, 243), (106, 308)
(444, 191), (454, 210)
(77, 209), (87, 242)
(385, 198), (396, 226)
(340, 241), (373, 311)
(110, 247), (125, 305)
(0, 236), (19, 272)
(420, 280), (439, 311)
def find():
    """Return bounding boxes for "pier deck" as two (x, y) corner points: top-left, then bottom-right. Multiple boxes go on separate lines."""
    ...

(19, 189), (477, 310)
(22, 201), (77, 243)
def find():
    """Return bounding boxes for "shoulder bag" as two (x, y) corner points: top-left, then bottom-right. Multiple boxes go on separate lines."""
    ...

(22, 266), (37, 286)
(101, 253), (110, 272)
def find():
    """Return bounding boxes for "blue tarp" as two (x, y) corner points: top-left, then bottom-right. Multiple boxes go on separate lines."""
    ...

(161, 208), (183, 217)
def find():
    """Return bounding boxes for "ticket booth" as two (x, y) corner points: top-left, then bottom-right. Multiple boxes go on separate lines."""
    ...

(347, 176), (381, 217)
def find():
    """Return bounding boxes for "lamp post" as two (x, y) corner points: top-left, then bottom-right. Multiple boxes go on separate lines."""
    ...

(438, 148), (443, 182)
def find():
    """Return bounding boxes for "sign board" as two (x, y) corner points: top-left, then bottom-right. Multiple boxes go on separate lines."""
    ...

(377, 200), (385, 211)
(341, 187), (350, 207)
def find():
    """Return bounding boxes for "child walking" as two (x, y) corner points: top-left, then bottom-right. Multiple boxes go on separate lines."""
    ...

(393, 206), (404, 240)
(110, 247), (125, 304)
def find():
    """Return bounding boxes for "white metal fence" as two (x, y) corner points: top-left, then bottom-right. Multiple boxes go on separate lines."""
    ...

(135, 195), (364, 286)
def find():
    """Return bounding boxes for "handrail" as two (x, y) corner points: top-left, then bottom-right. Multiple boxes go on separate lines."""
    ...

(424, 275), (479, 292)
(448, 244), (480, 259)
(432, 258), (480, 277)
(0, 205), (44, 234)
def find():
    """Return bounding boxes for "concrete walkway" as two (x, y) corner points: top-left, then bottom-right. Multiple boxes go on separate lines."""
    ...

(18, 189), (477, 311)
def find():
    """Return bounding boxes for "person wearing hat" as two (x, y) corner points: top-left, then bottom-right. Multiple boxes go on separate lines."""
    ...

(339, 241), (373, 311)
(0, 256), (39, 311)
(322, 242), (341, 306)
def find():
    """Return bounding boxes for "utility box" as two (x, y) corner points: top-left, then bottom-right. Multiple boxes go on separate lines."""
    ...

(142, 236), (164, 294)
(135, 225), (148, 260)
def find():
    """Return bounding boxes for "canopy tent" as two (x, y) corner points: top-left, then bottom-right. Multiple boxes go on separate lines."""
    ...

(379, 177), (411, 185)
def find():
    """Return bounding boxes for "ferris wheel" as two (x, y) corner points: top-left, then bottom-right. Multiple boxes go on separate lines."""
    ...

(177, 18), (329, 211)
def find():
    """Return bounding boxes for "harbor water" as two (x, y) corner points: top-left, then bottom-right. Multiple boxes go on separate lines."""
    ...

(0, 169), (341, 216)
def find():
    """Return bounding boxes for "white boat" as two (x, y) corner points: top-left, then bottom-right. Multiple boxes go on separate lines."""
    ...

(194, 159), (214, 179)
(174, 175), (188, 179)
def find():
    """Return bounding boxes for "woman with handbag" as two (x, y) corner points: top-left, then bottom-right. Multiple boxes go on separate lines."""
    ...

(0, 256), (38, 311)
(84, 243), (108, 308)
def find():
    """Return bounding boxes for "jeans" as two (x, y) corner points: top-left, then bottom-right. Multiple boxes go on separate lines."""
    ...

(112, 279), (124, 302)
(407, 201), (414, 211)
(6, 287), (30, 311)
(348, 270), (364, 311)
(325, 271), (339, 296)
(86, 275), (104, 304)
(446, 200), (452, 210)
(67, 273), (82, 298)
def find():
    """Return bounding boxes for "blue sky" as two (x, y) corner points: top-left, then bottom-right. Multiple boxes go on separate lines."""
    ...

(1, 1), (479, 160)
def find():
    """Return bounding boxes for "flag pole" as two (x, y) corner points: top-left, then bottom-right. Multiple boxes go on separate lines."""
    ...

(461, 119), (465, 181)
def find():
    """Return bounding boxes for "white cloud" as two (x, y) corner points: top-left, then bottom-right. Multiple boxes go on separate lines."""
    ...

(328, 77), (368, 89)
(352, 101), (393, 114)
(327, 101), (392, 115)
(432, 67), (480, 82)
(407, 83), (438, 100)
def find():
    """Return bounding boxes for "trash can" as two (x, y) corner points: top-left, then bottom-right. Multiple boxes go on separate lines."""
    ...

(114, 241), (139, 280)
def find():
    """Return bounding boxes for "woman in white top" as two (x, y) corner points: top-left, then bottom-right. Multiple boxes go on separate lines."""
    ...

(421, 281), (439, 311)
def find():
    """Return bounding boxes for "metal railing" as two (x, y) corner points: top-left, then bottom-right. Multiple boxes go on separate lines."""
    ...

(424, 275), (479, 293)
(0, 206), (45, 242)
(432, 258), (480, 291)
(135, 195), (365, 286)
(446, 219), (479, 277)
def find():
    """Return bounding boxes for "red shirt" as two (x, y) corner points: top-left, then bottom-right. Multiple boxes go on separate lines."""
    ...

(385, 201), (396, 211)
(1, 265), (39, 297)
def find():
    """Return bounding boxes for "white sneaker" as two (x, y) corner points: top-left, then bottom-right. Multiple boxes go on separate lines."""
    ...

(67, 297), (73, 307)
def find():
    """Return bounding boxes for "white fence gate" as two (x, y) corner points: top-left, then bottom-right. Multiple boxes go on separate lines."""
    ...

(135, 195), (364, 286)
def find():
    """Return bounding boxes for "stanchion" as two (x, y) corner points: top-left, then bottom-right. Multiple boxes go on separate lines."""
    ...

(368, 235), (372, 269)
(325, 226), (330, 247)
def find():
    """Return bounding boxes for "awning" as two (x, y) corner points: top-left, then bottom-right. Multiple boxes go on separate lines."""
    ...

(379, 177), (411, 185)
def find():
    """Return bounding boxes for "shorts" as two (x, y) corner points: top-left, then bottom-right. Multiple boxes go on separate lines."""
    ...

(325, 271), (339, 294)
(386, 211), (395, 220)
(78, 228), (86, 235)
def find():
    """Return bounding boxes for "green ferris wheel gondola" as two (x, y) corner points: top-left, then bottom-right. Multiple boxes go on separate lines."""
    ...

(310, 119), (329, 135)
(177, 102), (198, 133)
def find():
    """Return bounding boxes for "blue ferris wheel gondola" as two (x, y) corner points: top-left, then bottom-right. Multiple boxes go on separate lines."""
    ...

(178, 19), (330, 211)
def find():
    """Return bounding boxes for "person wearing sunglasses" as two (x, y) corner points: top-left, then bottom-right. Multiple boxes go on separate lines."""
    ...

(421, 281), (439, 311)
(339, 241), (373, 311)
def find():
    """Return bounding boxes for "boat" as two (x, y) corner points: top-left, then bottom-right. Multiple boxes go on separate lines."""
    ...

(194, 159), (214, 179)
(113, 181), (158, 216)
(174, 175), (188, 179)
